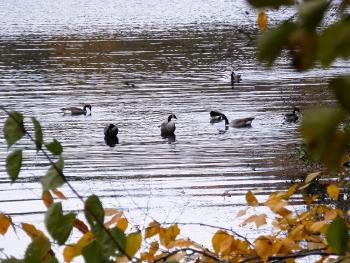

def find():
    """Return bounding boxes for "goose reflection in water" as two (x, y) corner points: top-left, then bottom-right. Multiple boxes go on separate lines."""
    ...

(104, 135), (119, 147)
(104, 124), (119, 147)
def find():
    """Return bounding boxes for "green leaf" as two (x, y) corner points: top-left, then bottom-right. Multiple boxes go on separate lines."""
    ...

(24, 236), (58, 263)
(330, 76), (350, 112)
(6, 149), (22, 182)
(84, 195), (105, 235)
(3, 111), (25, 148)
(31, 117), (43, 151)
(247, 0), (294, 8)
(257, 22), (297, 66)
(101, 227), (126, 258)
(326, 216), (349, 254)
(45, 203), (76, 245)
(299, 0), (329, 31)
(301, 107), (348, 170)
(41, 156), (65, 191)
(318, 18), (350, 66)
(82, 240), (109, 263)
(45, 139), (63, 156)
(125, 231), (142, 258)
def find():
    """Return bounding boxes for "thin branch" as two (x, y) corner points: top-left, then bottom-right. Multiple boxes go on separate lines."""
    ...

(1, 107), (133, 261)
(153, 247), (223, 263)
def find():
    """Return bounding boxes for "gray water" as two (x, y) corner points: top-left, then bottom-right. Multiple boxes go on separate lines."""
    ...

(0, 0), (348, 257)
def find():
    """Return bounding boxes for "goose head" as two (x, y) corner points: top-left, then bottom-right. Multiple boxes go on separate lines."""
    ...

(168, 114), (177, 122)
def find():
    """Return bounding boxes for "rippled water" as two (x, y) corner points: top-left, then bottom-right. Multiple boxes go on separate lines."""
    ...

(0, 0), (348, 257)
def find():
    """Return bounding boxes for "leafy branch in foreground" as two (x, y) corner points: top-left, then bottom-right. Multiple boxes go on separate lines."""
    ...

(2, 108), (350, 262)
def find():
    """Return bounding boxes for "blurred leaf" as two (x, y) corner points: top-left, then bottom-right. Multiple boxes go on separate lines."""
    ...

(31, 117), (43, 151)
(45, 139), (63, 156)
(288, 30), (317, 71)
(310, 220), (327, 233)
(45, 202), (76, 245)
(300, 107), (348, 170)
(6, 149), (22, 182)
(82, 240), (107, 263)
(41, 156), (65, 191)
(51, 189), (67, 200)
(63, 232), (94, 263)
(299, 0), (329, 31)
(304, 171), (321, 184)
(257, 10), (267, 32)
(318, 18), (350, 66)
(85, 195), (105, 238)
(212, 230), (235, 256)
(1, 259), (24, 263)
(246, 191), (259, 207)
(98, 227), (126, 258)
(125, 232), (142, 258)
(326, 216), (349, 254)
(73, 218), (89, 234)
(145, 221), (160, 239)
(247, 0), (294, 8)
(257, 22), (297, 66)
(0, 213), (12, 235)
(42, 191), (53, 208)
(330, 77), (350, 112)
(241, 214), (267, 228)
(3, 111), (25, 148)
(24, 236), (58, 263)
(21, 223), (48, 241)
(116, 217), (128, 232)
(327, 184), (340, 200)
(159, 224), (180, 248)
(254, 235), (274, 261)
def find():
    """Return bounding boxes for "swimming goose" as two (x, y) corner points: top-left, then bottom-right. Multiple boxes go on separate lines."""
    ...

(160, 114), (177, 137)
(104, 124), (119, 147)
(61, 104), (92, 115)
(231, 71), (241, 85)
(284, 107), (300, 123)
(104, 124), (119, 138)
(209, 111), (254, 128)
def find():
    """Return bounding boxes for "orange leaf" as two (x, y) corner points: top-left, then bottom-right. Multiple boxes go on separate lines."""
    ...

(303, 194), (319, 205)
(104, 208), (122, 217)
(254, 235), (274, 261)
(0, 213), (11, 235)
(257, 10), (267, 32)
(21, 223), (47, 240)
(149, 241), (159, 255)
(246, 191), (259, 207)
(140, 252), (154, 262)
(236, 208), (248, 218)
(42, 191), (53, 208)
(241, 214), (267, 228)
(104, 213), (123, 228)
(145, 221), (160, 239)
(73, 218), (89, 234)
(159, 224), (180, 247)
(325, 209), (338, 221)
(212, 230), (235, 256)
(51, 189), (67, 200)
(117, 217), (128, 232)
(327, 184), (340, 200)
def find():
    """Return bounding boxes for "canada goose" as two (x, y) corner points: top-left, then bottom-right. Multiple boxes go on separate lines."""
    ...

(104, 124), (119, 138)
(61, 104), (91, 115)
(284, 107), (300, 123)
(160, 114), (177, 137)
(209, 111), (254, 128)
(231, 71), (241, 85)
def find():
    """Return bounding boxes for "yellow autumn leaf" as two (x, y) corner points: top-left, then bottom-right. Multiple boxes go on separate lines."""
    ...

(241, 214), (267, 228)
(140, 252), (154, 262)
(63, 232), (94, 262)
(105, 213), (123, 228)
(327, 184), (340, 200)
(303, 194), (319, 205)
(125, 231), (142, 258)
(149, 241), (159, 255)
(246, 191), (259, 207)
(212, 230), (235, 256)
(257, 10), (267, 32)
(310, 221), (327, 233)
(168, 238), (202, 249)
(304, 172), (321, 184)
(254, 235), (274, 261)
(325, 209), (338, 221)
(145, 221), (160, 238)
(117, 217), (128, 232)
(0, 213), (11, 235)
(42, 191), (53, 208)
(21, 223), (48, 241)
(159, 224), (180, 247)
(51, 189), (67, 200)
